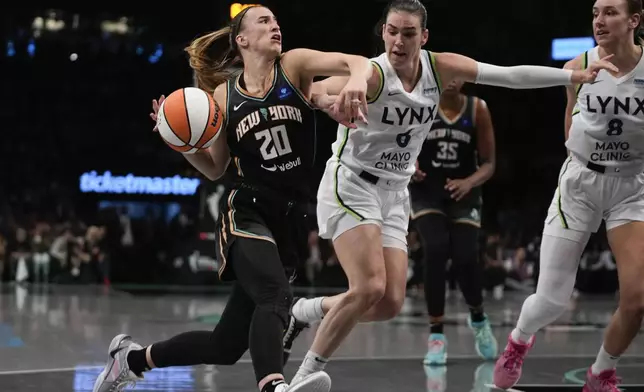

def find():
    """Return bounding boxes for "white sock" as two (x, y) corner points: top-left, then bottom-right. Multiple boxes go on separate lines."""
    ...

(292, 297), (325, 324)
(591, 345), (619, 375)
(510, 328), (533, 344)
(292, 351), (328, 384)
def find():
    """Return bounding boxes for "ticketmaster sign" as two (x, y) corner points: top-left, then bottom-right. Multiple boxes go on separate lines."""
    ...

(80, 171), (201, 196)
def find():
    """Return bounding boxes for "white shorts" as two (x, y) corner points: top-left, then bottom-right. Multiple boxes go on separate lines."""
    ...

(316, 160), (410, 252)
(544, 156), (644, 236)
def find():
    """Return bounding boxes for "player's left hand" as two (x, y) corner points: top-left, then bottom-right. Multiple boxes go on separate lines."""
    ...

(150, 95), (166, 132)
(335, 76), (369, 122)
(445, 178), (473, 201)
(573, 54), (618, 84)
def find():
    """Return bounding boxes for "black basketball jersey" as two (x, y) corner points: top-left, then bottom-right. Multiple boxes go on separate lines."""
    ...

(224, 60), (317, 201)
(417, 95), (479, 181)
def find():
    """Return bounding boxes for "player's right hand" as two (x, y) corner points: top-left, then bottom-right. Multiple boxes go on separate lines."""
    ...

(411, 161), (426, 183)
(572, 54), (618, 84)
(336, 75), (369, 121)
(313, 93), (365, 128)
(150, 95), (166, 132)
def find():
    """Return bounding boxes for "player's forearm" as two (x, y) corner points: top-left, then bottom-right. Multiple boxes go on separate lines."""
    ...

(182, 150), (228, 181)
(466, 161), (495, 188)
(475, 63), (574, 89)
(310, 82), (333, 108)
(345, 56), (373, 83)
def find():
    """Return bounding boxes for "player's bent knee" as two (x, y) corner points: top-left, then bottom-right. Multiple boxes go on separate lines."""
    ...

(346, 276), (387, 312)
(617, 286), (644, 319)
(253, 282), (292, 327)
(372, 291), (404, 321)
(264, 288), (292, 327)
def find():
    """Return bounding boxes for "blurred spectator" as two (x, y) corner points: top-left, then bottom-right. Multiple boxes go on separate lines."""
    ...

(483, 232), (506, 299)
(0, 233), (6, 282)
(50, 226), (74, 271)
(9, 227), (31, 283)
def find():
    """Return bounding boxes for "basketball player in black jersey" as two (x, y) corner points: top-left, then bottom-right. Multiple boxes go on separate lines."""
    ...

(92, 5), (371, 392)
(410, 79), (498, 366)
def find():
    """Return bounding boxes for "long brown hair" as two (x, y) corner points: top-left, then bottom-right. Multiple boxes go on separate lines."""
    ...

(184, 5), (260, 92)
(626, 0), (644, 45)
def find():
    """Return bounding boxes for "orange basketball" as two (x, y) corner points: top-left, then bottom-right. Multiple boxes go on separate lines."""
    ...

(156, 87), (224, 154)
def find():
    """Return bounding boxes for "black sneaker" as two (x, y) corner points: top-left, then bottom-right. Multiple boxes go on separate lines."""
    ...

(282, 297), (309, 365)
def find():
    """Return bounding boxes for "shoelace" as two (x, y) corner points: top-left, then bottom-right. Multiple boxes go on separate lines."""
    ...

(505, 347), (530, 373)
(110, 367), (142, 392)
(474, 325), (493, 345)
(594, 372), (621, 391)
(283, 319), (301, 345)
(428, 340), (444, 353)
(115, 379), (138, 391)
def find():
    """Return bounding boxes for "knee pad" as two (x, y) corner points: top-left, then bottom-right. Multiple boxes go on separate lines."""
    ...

(256, 285), (292, 327)
(518, 292), (570, 334)
(536, 232), (589, 304)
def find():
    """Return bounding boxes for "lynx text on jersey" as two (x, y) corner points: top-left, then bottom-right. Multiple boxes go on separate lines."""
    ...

(380, 105), (437, 126)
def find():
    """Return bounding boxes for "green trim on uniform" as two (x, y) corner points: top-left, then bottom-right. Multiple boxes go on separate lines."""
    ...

(556, 157), (573, 229)
(332, 127), (364, 221)
(427, 51), (442, 94)
(336, 126), (350, 158)
(333, 163), (364, 221)
(367, 61), (385, 104)
(575, 51), (589, 97)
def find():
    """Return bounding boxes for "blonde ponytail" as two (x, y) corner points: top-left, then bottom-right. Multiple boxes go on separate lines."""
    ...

(185, 27), (240, 93)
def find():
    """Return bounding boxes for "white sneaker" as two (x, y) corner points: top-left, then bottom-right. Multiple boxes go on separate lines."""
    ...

(288, 371), (332, 392)
(92, 334), (143, 392)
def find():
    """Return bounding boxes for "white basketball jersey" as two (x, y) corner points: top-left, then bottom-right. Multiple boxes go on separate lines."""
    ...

(329, 50), (442, 190)
(567, 46), (644, 171)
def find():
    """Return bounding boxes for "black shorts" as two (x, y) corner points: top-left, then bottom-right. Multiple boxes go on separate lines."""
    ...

(215, 182), (310, 282)
(409, 182), (482, 227)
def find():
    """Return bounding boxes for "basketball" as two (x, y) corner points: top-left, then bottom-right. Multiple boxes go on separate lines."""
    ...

(156, 87), (224, 154)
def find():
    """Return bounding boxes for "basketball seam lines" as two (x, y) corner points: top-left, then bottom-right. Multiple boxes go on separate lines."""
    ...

(196, 91), (212, 148)
(182, 88), (193, 149)
(162, 99), (184, 147)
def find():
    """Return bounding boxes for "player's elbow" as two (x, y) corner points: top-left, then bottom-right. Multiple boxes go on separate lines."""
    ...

(481, 158), (496, 176)
(202, 170), (223, 182)
(203, 164), (227, 181)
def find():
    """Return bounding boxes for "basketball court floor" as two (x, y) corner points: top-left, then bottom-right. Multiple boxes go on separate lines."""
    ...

(1, 283), (643, 391)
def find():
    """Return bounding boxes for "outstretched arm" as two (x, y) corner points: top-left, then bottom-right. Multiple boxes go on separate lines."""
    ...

(281, 48), (372, 81)
(311, 62), (382, 99)
(281, 48), (373, 119)
(433, 52), (616, 89)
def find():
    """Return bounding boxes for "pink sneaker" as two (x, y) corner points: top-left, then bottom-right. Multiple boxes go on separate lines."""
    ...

(582, 367), (621, 392)
(493, 334), (534, 389)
